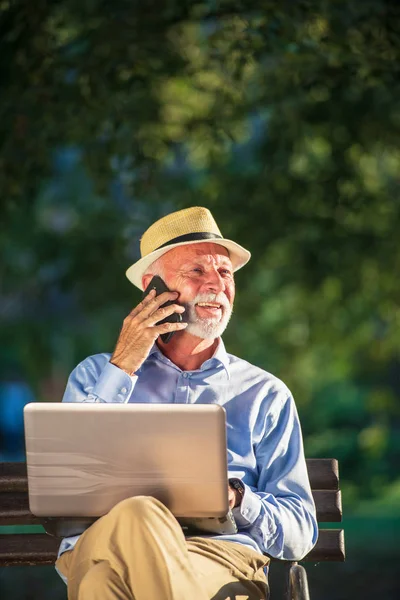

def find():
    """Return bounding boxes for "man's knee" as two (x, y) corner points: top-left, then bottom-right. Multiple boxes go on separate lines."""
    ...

(69, 496), (177, 571)
(108, 495), (169, 525)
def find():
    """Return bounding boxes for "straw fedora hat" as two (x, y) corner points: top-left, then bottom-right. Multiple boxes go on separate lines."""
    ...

(126, 207), (251, 289)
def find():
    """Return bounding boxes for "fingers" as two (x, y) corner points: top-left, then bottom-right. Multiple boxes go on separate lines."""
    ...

(126, 289), (177, 322)
(138, 291), (180, 321)
(228, 486), (236, 509)
(142, 303), (186, 328)
(127, 288), (157, 319)
(154, 321), (188, 335)
(121, 289), (186, 348)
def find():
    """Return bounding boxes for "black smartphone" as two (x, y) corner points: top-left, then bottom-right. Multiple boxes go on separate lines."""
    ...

(142, 275), (183, 343)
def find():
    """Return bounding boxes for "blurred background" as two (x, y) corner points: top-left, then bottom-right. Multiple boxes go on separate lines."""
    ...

(1, 0), (399, 598)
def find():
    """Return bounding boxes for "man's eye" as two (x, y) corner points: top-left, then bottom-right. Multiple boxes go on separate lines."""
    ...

(193, 268), (203, 273)
(220, 270), (232, 277)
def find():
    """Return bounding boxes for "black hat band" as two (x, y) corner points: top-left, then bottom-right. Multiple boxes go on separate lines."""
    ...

(155, 232), (223, 251)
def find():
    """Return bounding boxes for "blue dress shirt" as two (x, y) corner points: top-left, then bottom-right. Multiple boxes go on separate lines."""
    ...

(58, 339), (317, 569)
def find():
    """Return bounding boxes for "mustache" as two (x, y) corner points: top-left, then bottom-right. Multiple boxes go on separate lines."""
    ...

(183, 293), (231, 310)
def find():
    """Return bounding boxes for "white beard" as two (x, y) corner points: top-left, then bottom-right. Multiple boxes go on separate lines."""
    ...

(181, 293), (233, 340)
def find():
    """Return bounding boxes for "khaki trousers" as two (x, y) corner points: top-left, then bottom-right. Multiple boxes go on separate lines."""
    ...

(56, 496), (269, 600)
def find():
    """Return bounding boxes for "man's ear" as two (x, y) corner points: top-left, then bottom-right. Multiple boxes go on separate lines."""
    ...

(142, 273), (154, 291)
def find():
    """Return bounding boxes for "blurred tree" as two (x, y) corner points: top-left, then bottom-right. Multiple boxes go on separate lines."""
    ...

(1, 0), (400, 505)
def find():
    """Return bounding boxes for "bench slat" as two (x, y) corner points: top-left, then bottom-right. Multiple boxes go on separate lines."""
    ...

(0, 492), (39, 525)
(0, 533), (59, 566)
(313, 490), (342, 522)
(0, 529), (345, 566)
(0, 463), (27, 493)
(0, 490), (342, 525)
(0, 459), (340, 492)
(305, 459), (339, 490)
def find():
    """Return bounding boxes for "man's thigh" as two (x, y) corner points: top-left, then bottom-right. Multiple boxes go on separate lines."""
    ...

(186, 537), (269, 600)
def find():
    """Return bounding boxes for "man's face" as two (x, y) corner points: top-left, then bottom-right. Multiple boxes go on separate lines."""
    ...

(159, 242), (235, 340)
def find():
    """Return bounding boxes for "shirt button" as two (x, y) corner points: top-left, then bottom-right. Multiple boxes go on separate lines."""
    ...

(121, 387), (127, 394)
(182, 373), (188, 378)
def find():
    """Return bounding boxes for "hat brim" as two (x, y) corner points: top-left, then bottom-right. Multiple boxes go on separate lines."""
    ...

(126, 238), (251, 290)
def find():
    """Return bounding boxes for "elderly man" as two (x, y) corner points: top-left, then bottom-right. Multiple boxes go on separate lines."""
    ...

(56, 207), (317, 600)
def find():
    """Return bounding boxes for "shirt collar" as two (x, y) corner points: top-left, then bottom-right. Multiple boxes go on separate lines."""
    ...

(147, 338), (230, 379)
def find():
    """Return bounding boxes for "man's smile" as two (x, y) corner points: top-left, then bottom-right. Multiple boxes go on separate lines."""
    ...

(196, 302), (223, 319)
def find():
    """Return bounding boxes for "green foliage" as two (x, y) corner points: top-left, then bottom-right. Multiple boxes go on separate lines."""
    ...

(1, 0), (400, 511)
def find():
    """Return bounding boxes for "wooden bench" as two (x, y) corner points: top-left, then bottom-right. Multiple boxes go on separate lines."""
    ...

(0, 459), (345, 599)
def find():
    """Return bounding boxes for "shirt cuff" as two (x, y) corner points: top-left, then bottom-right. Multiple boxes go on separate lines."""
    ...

(90, 361), (138, 403)
(232, 484), (262, 528)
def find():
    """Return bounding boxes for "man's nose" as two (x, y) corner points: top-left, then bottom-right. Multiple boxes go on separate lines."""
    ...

(203, 270), (225, 294)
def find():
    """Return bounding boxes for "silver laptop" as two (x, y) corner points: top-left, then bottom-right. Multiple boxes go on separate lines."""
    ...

(24, 402), (237, 537)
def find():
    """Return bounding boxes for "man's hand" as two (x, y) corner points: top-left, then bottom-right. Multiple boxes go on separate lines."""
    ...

(110, 289), (187, 375)
(228, 485), (242, 509)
